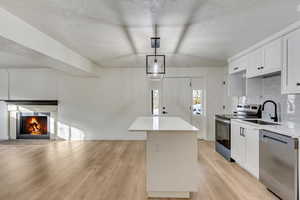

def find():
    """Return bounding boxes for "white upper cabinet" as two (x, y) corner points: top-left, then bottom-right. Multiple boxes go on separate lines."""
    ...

(247, 38), (282, 78)
(229, 22), (300, 94)
(282, 28), (300, 94)
(264, 38), (282, 73)
(247, 48), (264, 78)
(229, 56), (248, 74)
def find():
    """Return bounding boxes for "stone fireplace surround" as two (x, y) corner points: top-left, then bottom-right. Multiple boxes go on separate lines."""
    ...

(5, 100), (58, 140)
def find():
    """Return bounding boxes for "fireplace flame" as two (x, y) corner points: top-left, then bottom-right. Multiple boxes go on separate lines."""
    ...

(28, 117), (42, 135)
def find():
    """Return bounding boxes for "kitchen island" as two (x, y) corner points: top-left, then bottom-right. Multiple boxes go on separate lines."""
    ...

(129, 116), (199, 198)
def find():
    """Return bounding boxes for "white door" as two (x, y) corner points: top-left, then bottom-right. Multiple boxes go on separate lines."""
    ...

(161, 77), (191, 123)
(191, 78), (207, 139)
(162, 77), (207, 139)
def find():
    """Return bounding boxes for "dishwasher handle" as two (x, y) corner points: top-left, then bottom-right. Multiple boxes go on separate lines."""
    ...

(261, 130), (299, 150)
(263, 135), (288, 144)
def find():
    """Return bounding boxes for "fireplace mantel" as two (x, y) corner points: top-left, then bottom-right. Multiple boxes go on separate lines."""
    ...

(6, 100), (58, 140)
(4, 100), (58, 105)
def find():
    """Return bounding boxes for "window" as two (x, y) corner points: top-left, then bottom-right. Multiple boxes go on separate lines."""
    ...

(192, 89), (203, 115)
(151, 89), (159, 115)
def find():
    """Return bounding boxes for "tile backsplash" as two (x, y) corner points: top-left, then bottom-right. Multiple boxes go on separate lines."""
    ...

(233, 75), (300, 123)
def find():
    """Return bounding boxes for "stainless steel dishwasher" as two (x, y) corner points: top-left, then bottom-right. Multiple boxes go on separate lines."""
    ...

(260, 130), (298, 200)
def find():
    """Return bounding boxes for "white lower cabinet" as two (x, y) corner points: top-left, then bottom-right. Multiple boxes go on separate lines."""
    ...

(231, 121), (260, 178)
(231, 123), (246, 166)
(231, 123), (241, 162)
(245, 128), (260, 179)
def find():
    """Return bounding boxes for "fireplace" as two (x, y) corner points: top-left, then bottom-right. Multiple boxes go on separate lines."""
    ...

(17, 112), (50, 139)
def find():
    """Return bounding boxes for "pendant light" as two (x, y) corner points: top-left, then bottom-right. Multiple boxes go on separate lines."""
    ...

(146, 25), (166, 75)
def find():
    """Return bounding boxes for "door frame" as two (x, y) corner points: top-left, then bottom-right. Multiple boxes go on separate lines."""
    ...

(161, 76), (207, 139)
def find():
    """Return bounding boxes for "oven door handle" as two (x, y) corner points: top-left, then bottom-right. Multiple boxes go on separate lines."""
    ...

(216, 118), (230, 124)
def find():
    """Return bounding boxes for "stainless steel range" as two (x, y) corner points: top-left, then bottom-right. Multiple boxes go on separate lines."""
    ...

(215, 104), (261, 161)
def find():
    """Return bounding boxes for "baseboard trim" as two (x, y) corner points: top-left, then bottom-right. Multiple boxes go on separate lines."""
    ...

(148, 191), (190, 198)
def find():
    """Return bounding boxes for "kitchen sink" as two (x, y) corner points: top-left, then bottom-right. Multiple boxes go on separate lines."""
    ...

(243, 120), (279, 125)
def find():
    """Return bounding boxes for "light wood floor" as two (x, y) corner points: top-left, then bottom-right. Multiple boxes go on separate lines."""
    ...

(0, 140), (278, 200)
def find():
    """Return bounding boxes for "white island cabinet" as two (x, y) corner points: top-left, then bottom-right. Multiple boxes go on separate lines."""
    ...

(129, 116), (199, 199)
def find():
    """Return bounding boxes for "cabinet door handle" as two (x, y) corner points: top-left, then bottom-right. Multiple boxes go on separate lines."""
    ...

(234, 67), (239, 71)
(297, 83), (300, 86)
(257, 66), (264, 70)
(240, 127), (245, 137)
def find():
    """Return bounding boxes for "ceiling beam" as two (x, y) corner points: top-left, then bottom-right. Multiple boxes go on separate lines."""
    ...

(121, 25), (138, 54)
(173, 1), (207, 54)
(111, 3), (138, 55)
(0, 7), (100, 76)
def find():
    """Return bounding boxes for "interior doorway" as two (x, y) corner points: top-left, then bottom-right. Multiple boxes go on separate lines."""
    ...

(159, 77), (207, 139)
(190, 78), (207, 140)
(161, 77), (191, 122)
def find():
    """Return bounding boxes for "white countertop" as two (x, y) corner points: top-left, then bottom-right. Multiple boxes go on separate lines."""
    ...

(232, 119), (300, 138)
(129, 116), (199, 132)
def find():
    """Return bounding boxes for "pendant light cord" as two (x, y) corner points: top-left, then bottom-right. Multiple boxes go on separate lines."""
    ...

(154, 24), (157, 58)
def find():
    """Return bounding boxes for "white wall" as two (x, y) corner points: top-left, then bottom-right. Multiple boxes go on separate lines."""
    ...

(223, 67), (234, 114)
(57, 68), (149, 140)
(9, 69), (57, 100)
(0, 70), (8, 139)
(0, 101), (8, 140)
(0, 69), (8, 100)
(0, 67), (226, 140)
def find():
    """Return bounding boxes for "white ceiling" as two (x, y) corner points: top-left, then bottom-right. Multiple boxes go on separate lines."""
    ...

(0, 0), (299, 68)
(0, 37), (97, 75)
